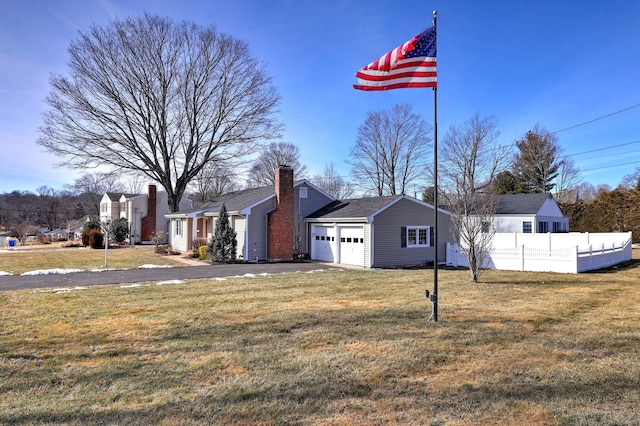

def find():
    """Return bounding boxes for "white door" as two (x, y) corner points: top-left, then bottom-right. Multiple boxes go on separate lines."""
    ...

(311, 225), (336, 262)
(338, 226), (365, 267)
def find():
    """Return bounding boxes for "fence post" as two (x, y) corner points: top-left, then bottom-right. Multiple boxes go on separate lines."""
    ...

(520, 244), (525, 271)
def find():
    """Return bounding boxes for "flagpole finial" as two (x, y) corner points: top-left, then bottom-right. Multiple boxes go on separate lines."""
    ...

(433, 10), (437, 25)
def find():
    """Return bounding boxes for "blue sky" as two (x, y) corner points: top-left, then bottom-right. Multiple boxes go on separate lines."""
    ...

(1, 0), (640, 193)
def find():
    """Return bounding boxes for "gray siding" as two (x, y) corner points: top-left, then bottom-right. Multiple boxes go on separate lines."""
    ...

(372, 198), (454, 268)
(246, 198), (276, 261)
(295, 184), (334, 255)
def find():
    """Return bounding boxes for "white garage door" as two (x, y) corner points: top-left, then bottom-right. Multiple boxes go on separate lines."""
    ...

(338, 226), (365, 267)
(311, 225), (335, 262)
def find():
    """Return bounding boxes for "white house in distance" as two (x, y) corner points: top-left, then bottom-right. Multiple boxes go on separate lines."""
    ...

(447, 193), (632, 273)
(493, 193), (569, 233)
(100, 184), (192, 244)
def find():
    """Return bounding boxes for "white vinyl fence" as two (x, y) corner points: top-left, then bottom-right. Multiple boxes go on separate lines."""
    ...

(446, 232), (633, 273)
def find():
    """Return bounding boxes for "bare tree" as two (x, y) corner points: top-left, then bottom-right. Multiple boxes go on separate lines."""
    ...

(191, 161), (241, 204)
(312, 162), (355, 199)
(348, 103), (431, 196)
(248, 142), (307, 187)
(440, 114), (506, 283)
(38, 14), (281, 213)
(555, 156), (582, 194)
(513, 124), (562, 193)
(576, 181), (597, 202)
(67, 172), (125, 217)
(36, 186), (62, 230)
(620, 166), (640, 189)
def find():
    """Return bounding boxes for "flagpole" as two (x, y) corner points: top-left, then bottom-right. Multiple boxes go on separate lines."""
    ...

(430, 9), (439, 322)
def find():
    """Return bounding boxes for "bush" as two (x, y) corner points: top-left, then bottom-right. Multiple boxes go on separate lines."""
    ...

(87, 229), (104, 249)
(198, 245), (207, 260)
(109, 218), (130, 244)
(81, 218), (102, 247)
(191, 238), (208, 253)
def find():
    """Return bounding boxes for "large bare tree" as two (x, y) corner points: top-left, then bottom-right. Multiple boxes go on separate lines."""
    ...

(191, 161), (240, 205)
(38, 14), (281, 213)
(248, 141), (307, 187)
(348, 103), (431, 196)
(440, 114), (507, 283)
(312, 162), (356, 199)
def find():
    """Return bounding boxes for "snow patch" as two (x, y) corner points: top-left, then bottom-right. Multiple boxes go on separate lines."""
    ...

(120, 283), (149, 288)
(156, 280), (185, 286)
(138, 264), (174, 269)
(306, 269), (326, 274)
(0, 271), (12, 276)
(22, 268), (84, 276)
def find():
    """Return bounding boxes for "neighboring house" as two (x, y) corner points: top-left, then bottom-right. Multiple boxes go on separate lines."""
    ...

(493, 193), (569, 233)
(166, 166), (335, 260)
(166, 166), (456, 268)
(306, 195), (455, 268)
(100, 185), (192, 244)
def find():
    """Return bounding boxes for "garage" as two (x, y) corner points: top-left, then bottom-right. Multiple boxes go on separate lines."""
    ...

(311, 224), (335, 262)
(338, 226), (365, 267)
(310, 224), (365, 267)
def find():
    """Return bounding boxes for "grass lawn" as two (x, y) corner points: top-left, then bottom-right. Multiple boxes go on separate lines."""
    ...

(0, 251), (639, 424)
(0, 245), (186, 275)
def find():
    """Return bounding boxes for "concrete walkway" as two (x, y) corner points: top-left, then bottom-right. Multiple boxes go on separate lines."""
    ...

(0, 261), (334, 292)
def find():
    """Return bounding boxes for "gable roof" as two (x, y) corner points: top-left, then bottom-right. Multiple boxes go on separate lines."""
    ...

(306, 194), (446, 222)
(167, 179), (334, 218)
(307, 195), (403, 220)
(104, 192), (143, 202)
(495, 193), (554, 215)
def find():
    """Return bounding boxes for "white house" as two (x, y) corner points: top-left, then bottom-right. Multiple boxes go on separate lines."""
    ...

(493, 193), (569, 233)
(100, 185), (192, 244)
(446, 193), (632, 273)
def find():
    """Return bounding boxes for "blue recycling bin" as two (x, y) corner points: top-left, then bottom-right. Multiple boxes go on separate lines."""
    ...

(8, 240), (16, 247)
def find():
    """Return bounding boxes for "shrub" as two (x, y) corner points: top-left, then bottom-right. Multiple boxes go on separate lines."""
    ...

(109, 217), (130, 244)
(81, 218), (102, 247)
(198, 245), (207, 260)
(87, 229), (104, 249)
(191, 238), (208, 253)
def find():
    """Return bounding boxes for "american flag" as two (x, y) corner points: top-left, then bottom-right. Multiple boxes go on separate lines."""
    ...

(354, 26), (437, 91)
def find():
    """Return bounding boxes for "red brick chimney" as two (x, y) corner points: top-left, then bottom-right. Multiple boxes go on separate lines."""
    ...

(267, 166), (295, 261)
(140, 184), (157, 241)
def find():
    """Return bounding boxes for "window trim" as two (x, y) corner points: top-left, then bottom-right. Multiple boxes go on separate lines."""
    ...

(404, 225), (431, 248)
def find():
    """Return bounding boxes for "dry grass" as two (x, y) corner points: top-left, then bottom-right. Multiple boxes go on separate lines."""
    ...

(0, 245), (184, 274)
(0, 252), (639, 425)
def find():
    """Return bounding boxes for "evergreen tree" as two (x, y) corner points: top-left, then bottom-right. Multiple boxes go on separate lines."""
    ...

(109, 217), (130, 243)
(512, 124), (561, 193)
(207, 203), (237, 263)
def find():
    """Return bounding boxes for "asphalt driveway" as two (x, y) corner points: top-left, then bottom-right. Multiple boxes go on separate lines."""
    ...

(0, 262), (333, 292)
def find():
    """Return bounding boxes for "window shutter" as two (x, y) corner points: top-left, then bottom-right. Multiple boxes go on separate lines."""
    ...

(401, 227), (407, 247)
(429, 226), (435, 247)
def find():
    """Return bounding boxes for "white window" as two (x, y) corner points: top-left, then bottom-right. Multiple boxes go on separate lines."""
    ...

(523, 221), (532, 233)
(176, 219), (183, 236)
(101, 202), (108, 213)
(299, 186), (308, 198)
(407, 226), (430, 247)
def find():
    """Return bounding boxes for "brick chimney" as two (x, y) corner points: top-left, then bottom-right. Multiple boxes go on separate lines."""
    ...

(140, 184), (157, 241)
(267, 166), (295, 261)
